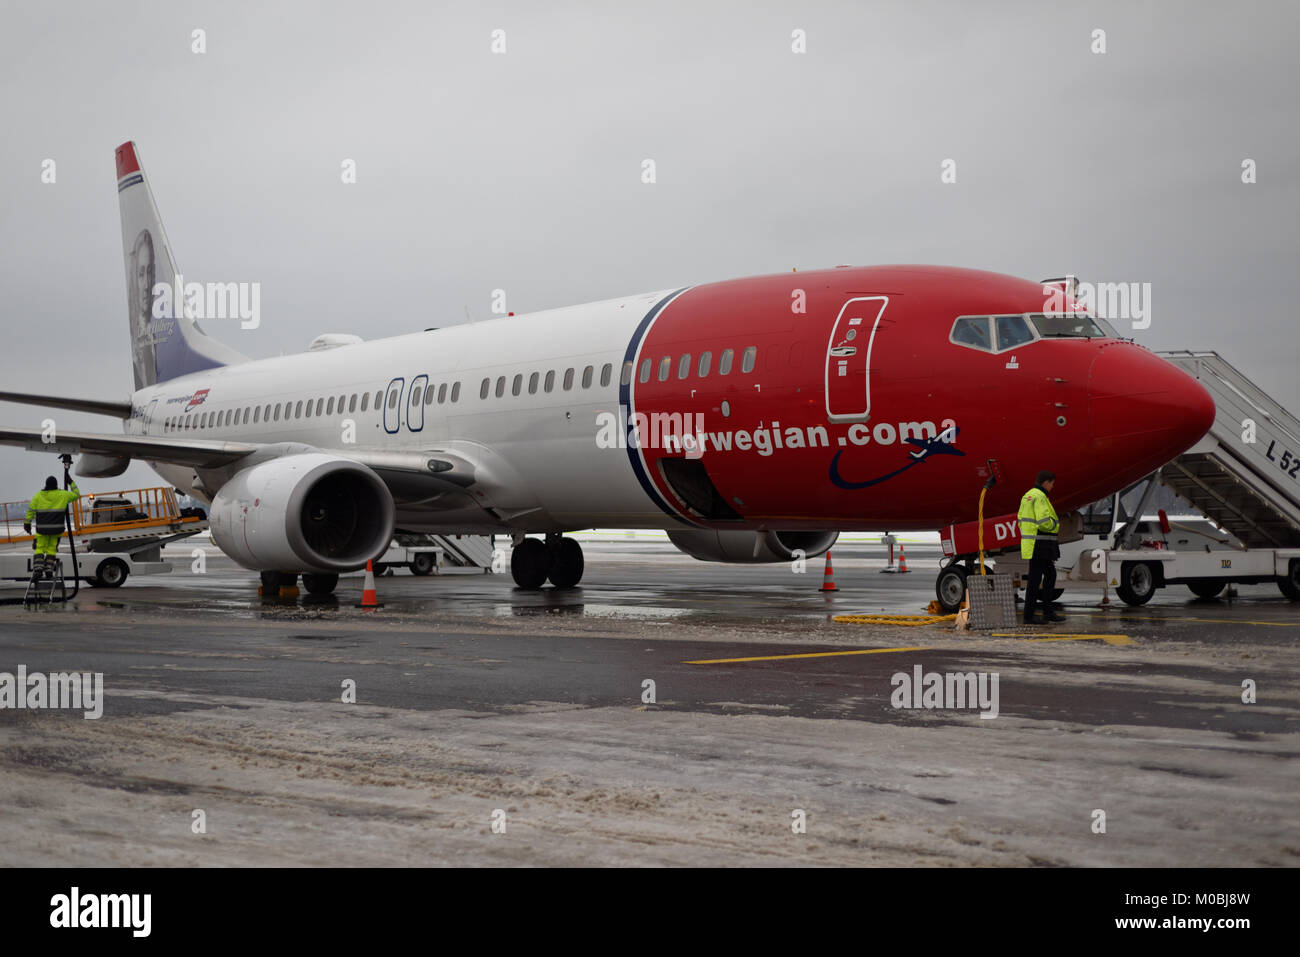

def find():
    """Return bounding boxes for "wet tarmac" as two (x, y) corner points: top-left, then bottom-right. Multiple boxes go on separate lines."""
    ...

(0, 542), (1296, 866)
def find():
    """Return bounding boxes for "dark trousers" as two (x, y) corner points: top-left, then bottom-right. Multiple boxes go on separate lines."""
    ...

(1024, 556), (1057, 619)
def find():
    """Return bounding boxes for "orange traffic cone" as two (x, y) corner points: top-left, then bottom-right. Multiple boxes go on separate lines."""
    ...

(356, 559), (383, 609)
(820, 551), (838, 592)
(898, 545), (909, 573)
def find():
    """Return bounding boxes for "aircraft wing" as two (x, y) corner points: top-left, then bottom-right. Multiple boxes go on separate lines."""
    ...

(0, 426), (258, 468)
(0, 391), (134, 418)
(0, 425), (479, 501)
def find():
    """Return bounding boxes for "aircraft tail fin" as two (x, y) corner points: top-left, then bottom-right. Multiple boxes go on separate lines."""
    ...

(116, 141), (248, 390)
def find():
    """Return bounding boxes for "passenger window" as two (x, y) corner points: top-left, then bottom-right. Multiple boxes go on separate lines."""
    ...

(620, 362), (632, 386)
(254, 407), (261, 423)
(273, 404), (281, 422)
(601, 363), (612, 387)
(582, 365), (593, 388)
(951, 317), (993, 351)
(480, 378), (490, 399)
(512, 374), (522, 396)
(316, 398), (324, 416)
(425, 385), (435, 406)
(698, 351), (712, 377)
(326, 397), (335, 415)
(411, 386), (422, 406)
(639, 359), (651, 383)
(304, 401), (312, 418)
(354, 394), (362, 413)
(544, 371), (555, 393)
(563, 368), (574, 390)
(677, 354), (691, 379)
(438, 383), (447, 403)
(719, 349), (734, 375)
(657, 356), (671, 381)
(451, 382), (460, 402)
(995, 315), (1034, 351)
(387, 389), (399, 410)
(495, 376), (506, 397)
(375, 390), (383, 408)
(264, 405), (271, 422)
(295, 401), (303, 418)
(529, 372), (539, 394)
(741, 347), (756, 373)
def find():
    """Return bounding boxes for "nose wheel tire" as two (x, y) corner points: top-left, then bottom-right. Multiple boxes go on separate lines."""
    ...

(511, 538), (552, 589)
(935, 565), (968, 613)
(1115, 561), (1157, 606)
(547, 537), (585, 589)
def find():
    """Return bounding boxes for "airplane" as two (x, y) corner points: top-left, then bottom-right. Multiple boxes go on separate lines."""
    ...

(0, 141), (1217, 596)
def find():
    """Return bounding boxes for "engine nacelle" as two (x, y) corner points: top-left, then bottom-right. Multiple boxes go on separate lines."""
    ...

(209, 454), (395, 572)
(666, 529), (838, 563)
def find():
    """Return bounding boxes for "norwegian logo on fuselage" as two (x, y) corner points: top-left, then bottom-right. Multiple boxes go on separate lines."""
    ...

(184, 388), (210, 412)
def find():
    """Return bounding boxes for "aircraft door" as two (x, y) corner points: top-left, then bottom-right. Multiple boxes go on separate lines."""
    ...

(407, 374), (428, 432)
(825, 296), (888, 423)
(383, 377), (404, 434)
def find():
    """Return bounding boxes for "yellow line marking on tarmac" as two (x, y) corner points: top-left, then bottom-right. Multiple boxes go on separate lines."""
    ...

(994, 633), (1136, 646)
(1083, 613), (1299, 628)
(685, 646), (927, 665)
(685, 632), (1134, 664)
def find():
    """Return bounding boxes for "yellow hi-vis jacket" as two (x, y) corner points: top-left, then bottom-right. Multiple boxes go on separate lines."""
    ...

(25, 482), (80, 534)
(1018, 486), (1059, 560)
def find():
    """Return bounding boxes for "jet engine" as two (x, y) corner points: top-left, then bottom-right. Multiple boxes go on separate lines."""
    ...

(666, 529), (838, 563)
(209, 453), (394, 572)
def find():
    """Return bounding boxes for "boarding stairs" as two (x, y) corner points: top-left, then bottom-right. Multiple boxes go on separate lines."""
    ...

(1157, 351), (1300, 548)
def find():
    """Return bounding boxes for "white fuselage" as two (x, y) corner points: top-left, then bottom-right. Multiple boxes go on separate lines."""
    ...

(127, 290), (684, 533)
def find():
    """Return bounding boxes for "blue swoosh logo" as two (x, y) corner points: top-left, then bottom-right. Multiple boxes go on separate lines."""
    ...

(829, 428), (965, 490)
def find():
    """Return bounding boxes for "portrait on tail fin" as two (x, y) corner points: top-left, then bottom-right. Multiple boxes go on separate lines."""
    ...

(129, 229), (157, 389)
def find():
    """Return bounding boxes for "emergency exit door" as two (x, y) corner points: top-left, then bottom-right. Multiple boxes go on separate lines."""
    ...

(825, 296), (888, 423)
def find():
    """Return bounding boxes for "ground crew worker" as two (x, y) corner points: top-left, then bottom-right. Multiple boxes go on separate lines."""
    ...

(1019, 470), (1064, 624)
(23, 469), (79, 579)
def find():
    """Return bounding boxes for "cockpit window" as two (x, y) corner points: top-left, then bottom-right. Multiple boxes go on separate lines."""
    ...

(950, 316), (992, 352)
(1028, 312), (1110, 339)
(995, 315), (1035, 351)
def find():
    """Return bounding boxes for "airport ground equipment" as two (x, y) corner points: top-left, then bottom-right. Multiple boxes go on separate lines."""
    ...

(1, 485), (207, 589)
(372, 533), (495, 575)
(933, 352), (1300, 610)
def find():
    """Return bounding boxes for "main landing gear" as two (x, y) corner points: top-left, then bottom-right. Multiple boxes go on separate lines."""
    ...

(510, 533), (584, 590)
(260, 570), (340, 597)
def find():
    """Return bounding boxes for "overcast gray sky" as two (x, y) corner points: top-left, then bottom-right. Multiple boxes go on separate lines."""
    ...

(1, 0), (1297, 497)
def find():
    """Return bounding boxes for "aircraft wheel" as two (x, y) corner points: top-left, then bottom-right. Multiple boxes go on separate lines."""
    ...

(547, 538), (585, 589)
(1278, 560), (1300, 601)
(511, 538), (551, 589)
(302, 572), (339, 596)
(935, 564), (967, 613)
(1187, 580), (1226, 599)
(1115, 562), (1157, 606)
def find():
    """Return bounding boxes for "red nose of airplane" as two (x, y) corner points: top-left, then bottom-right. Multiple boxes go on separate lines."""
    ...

(1088, 343), (1216, 468)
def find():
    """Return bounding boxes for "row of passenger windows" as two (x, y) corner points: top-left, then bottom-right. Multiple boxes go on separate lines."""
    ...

(161, 346), (761, 431)
(480, 363), (615, 400)
(638, 346), (757, 383)
(162, 382), (465, 432)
